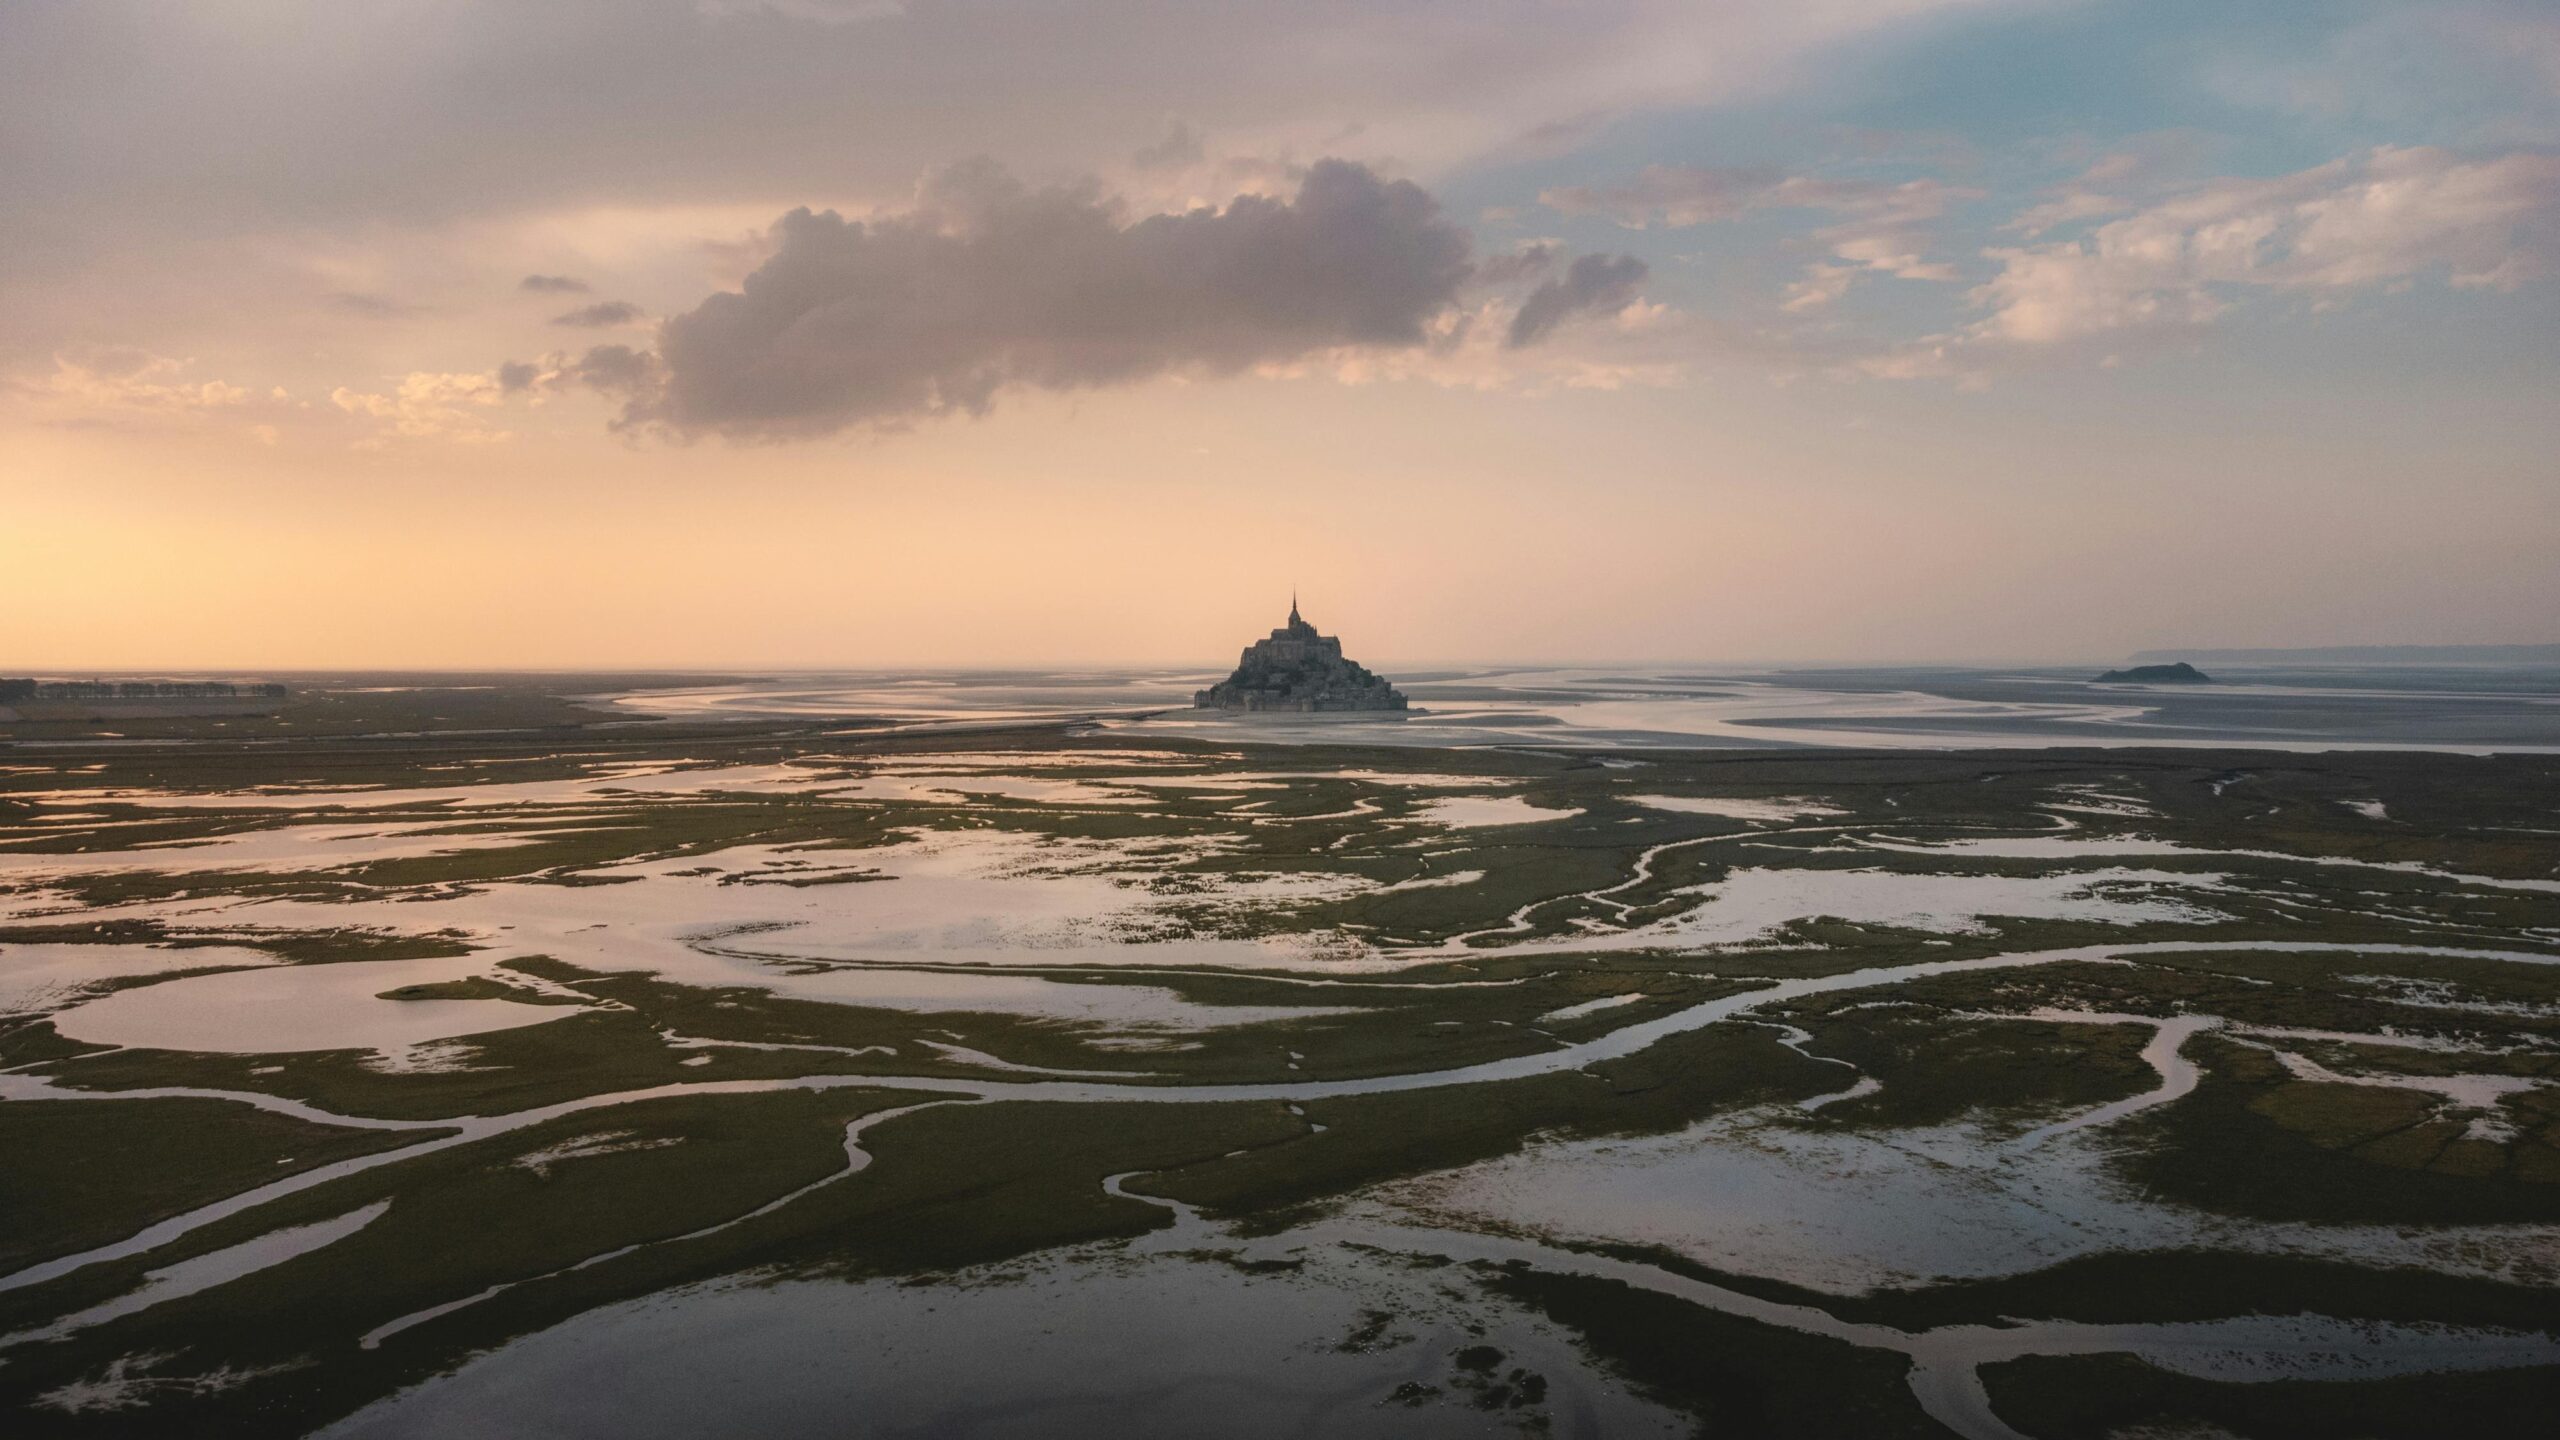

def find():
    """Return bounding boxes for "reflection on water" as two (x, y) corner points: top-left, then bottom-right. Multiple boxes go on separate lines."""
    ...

(1381, 1098), (2560, 1295)
(50, 953), (584, 1056)
(323, 1240), (1689, 1440)
(319, 1172), (2560, 1440)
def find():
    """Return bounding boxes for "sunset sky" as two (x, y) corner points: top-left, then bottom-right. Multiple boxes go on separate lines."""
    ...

(5, 0), (2555, 670)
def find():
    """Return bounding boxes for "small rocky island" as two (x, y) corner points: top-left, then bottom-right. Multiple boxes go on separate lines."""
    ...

(1195, 598), (1409, 713)
(2095, 662), (2213, 684)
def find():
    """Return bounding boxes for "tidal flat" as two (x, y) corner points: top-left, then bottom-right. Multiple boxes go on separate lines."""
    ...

(3, 688), (2558, 1438)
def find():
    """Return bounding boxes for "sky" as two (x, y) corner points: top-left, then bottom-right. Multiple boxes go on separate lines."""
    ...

(3, 0), (2555, 670)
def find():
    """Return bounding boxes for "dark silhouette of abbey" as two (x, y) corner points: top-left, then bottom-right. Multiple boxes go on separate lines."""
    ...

(1194, 597), (1408, 713)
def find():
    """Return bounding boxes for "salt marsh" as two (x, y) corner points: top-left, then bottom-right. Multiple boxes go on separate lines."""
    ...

(3, 708), (2556, 1439)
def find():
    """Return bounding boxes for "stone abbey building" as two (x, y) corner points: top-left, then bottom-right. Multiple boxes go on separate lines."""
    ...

(1194, 598), (1409, 713)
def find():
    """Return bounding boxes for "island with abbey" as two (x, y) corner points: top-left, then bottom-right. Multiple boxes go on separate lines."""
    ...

(1193, 598), (1409, 713)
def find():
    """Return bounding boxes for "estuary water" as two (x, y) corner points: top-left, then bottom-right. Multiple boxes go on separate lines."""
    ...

(613, 663), (2560, 752)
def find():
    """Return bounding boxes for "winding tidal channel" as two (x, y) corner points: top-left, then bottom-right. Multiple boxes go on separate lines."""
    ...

(11, 938), (2559, 1439)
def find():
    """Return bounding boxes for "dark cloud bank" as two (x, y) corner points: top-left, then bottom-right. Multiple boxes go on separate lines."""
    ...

(536, 160), (1643, 441)
(1506, 252), (1648, 347)
(552, 300), (645, 328)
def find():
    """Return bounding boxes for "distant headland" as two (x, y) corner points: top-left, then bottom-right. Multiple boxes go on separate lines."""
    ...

(2129, 644), (2560, 667)
(0, 677), (290, 722)
(2094, 662), (2212, 684)
(1194, 598), (1408, 713)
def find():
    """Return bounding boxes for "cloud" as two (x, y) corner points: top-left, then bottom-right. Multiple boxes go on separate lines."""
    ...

(496, 346), (662, 398)
(11, 349), (252, 413)
(551, 300), (647, 328)
(2202, 2), (2560, 148)
(1780, 262), (1858, 312)
(1506, 252), (1648, 346)
(0, 347), (292, 440)
(1508, 110), (1616, 161)
(1542, 164), (1793, 227)
(1816, 186), (1970, 282)
(1476, 241), (1562, 285)
(693, 1), (906, 21)
(1252, 292), (1693, 397)
(0, 2), (1994, 369)
(2003, 138), (2210, 237)
(1970, 146), (2560, 345)
(326, 291), (425, 318)
(1543, 165), (1966, 225)
(601, 157), (1475, 439)
(1545, 165), (1975, 300)
(520, 274), (592, 294)
(1, 1), (1987, 306)
(1131, 117), (1206, 171)
(41, 4), (1977, 218)
(572, 344), (663, 395)
(329, 371), (511, 444)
